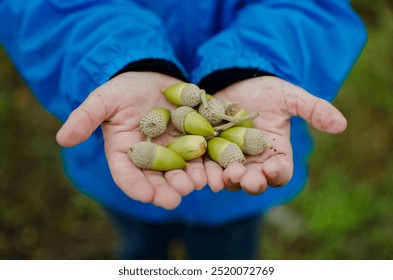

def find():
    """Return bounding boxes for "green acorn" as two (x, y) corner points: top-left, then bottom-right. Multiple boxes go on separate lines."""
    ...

(198, 95), (258, 129)
(171, 106), (217, 137)
(213, 111), (260, 132)
(163, 82), (202, 107)
(140, 107), (170, 139)
(166, 135), (207, 161)
(207, 137), (246, 168)
(224, 101), (254, 128)
(128, 141), (188, 171)
(218, 127), (272, 155)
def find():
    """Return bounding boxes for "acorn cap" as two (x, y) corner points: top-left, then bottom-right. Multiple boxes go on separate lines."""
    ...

(224, 101), (242, 116)
(140, 107), (170, 139)
(198, 97), (226, 125)
(171, 106), (216, 137)
(207, 137), (245, 168)
(171, 106), (194, 133)
(219, 127), (271, 155)
(166, 135), (207, 161)
(128, 141), (188, 171)
(243, 128), (272, 155)
(162, 82), (201, 107)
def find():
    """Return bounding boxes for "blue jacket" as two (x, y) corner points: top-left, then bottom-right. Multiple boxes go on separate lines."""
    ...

(0, 0), (366, 225)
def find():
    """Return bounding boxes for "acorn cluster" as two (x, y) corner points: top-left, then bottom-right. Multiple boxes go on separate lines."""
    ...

(128, 82), (272, 171)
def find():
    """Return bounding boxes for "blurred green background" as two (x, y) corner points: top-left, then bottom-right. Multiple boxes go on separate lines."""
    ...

(1, 1), (392, 260)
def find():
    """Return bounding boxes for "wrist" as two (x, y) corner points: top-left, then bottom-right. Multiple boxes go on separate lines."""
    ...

(198, 68), (276, 94)
(110, 59), (188, 82)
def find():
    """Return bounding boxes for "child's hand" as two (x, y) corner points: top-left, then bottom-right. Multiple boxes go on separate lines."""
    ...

(56, 72), (207, 210)
(205, 76), (347, 194)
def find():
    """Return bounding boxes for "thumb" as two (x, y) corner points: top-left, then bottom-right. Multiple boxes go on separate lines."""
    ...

(283, 81), (347, 134)
(56, 85), (114, 147)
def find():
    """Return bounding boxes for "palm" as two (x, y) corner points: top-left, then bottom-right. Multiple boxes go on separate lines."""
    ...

(204, 76), (347, 194)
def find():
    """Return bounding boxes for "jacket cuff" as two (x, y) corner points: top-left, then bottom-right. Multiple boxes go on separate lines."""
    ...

(198, 68), (275, 94)
(110, 59), (188, 82)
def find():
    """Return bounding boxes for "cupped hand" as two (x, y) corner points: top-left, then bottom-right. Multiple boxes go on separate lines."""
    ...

(56, 72), (207, 210)
(204, 76), (347, 194)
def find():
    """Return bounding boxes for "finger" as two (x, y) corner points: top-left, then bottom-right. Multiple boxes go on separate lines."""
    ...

(185, 157), (208, 190)
(104, 131), (155, 203)
(106, 131), (182, 209)
(164, 169), (195, 196)
(107, 150), (155, 203)
(261, 154), (293, 187)
(282, 80), (347, 134)
(204, 159), (224, 192)
(240, 163), (268, 195)
(223, 162), (247, 189)
(143, 170), (182, 210)
(56, 84), (115, 147)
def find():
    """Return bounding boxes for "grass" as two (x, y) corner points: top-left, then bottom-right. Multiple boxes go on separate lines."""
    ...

(0, 51), (117, 259)
(1, 0), (392, 260)
(263, 0), (393, 259)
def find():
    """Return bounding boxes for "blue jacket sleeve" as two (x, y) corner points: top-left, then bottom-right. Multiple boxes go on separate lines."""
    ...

(0, 0), (184, 121)
(192, 0), (367, 100)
